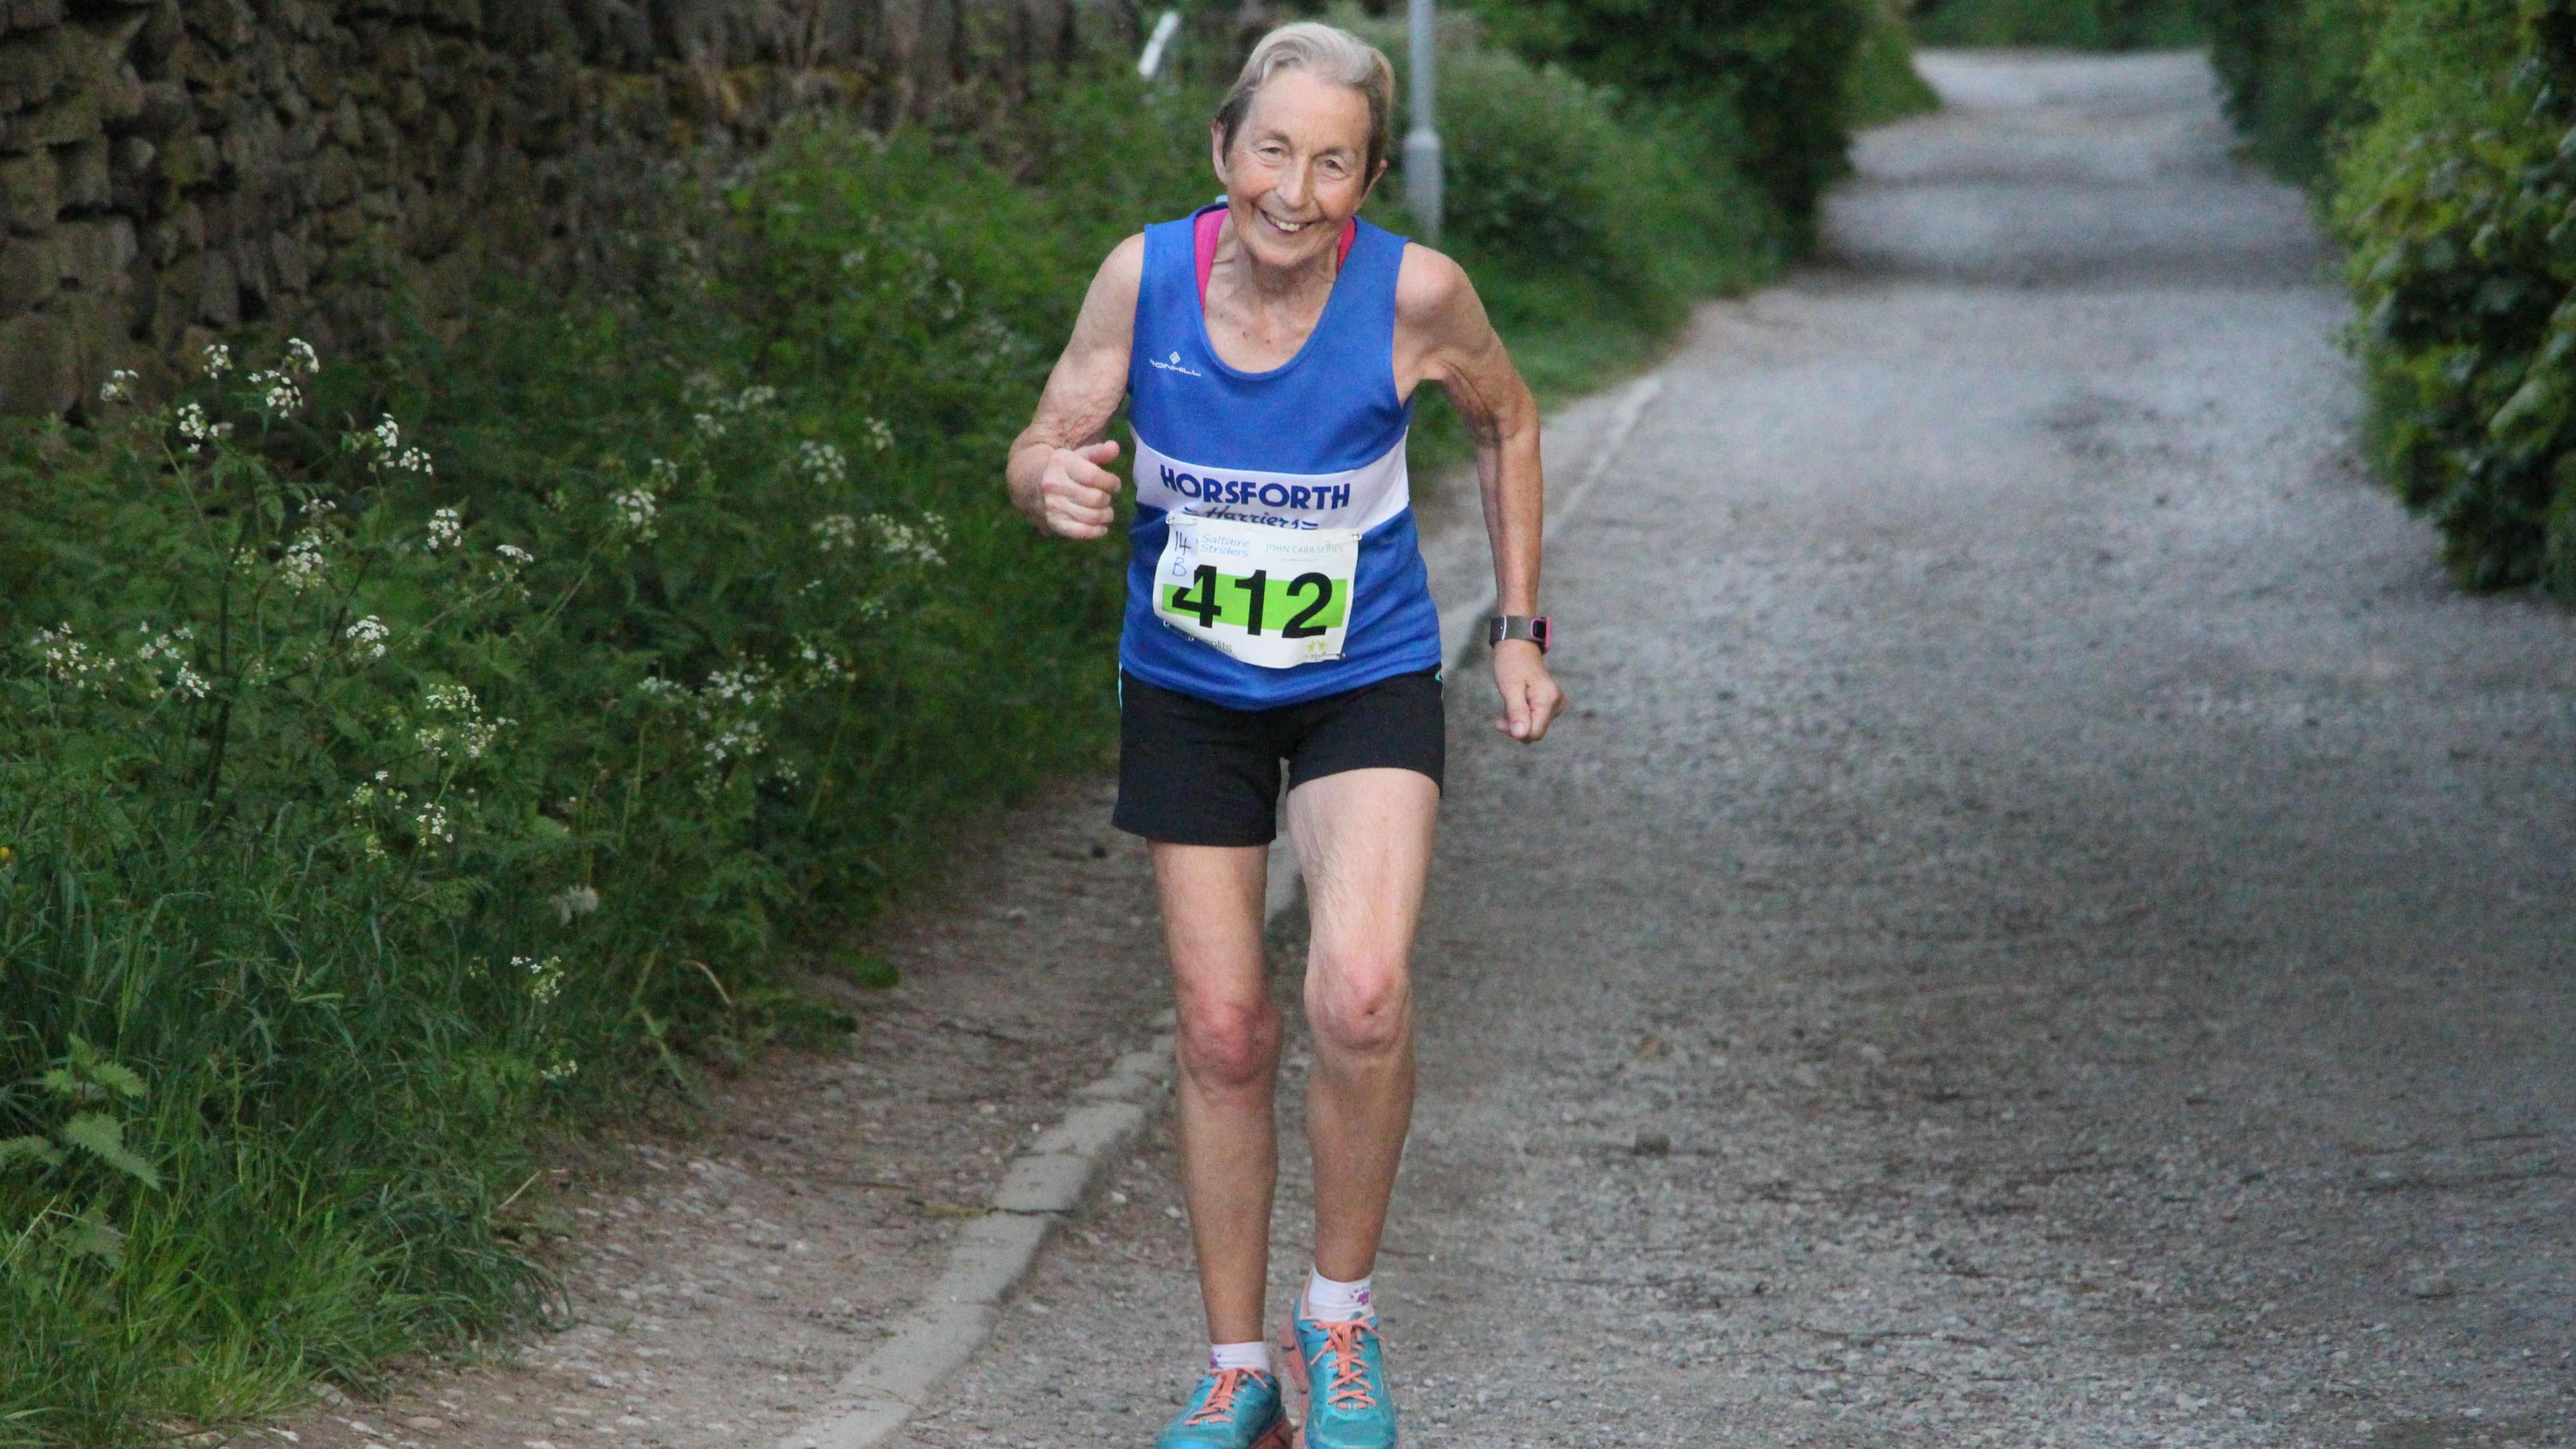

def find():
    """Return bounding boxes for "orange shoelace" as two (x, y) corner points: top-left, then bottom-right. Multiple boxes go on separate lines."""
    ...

(1311, 1320), (1379, 1411)
(1185, 1367), (1263, 1426)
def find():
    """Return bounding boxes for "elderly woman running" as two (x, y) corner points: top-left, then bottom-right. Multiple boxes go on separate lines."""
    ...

(1006, 21), (1562, 1449)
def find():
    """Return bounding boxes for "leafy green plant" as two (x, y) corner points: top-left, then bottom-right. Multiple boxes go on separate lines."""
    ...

(1, 1037), (158, 1195)
(1, 338), (574, 1438)
(1849, 3), (1945, 127)
(2335, 1), (2576, 592)
(1355, 11), (1783, 335)
(1456, 0), (1874, 239)
(2194, 0), (2384, 184)
(2201, 0), (2576, 598)
(0, 78), (1210, 1436)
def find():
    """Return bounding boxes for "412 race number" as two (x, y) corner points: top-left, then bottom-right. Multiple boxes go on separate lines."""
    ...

(1152, 515), (1359, 668)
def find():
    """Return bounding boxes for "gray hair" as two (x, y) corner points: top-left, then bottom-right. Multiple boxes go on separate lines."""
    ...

(1214, 22), (1397, 179)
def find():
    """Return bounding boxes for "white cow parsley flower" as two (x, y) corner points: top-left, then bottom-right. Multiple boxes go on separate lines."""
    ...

(344, 615), (390, 658)
(810, 513), (859, 551)
(279, 533), (329, 591)
(251, 368), (302, 414)
(176, 402), (233, 455)
(611, 488), (659, 539)
(415, 802), (453, 843)
(797, 439), (847, 486)
(867, 512), (949, 568)
(32, 624), (119, 691)
(415, 681), (510, 759)
(702, 718), (766, 766)
(517, 954), (566, 1004)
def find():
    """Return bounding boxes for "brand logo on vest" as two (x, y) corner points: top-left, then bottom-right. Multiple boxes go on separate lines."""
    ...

(1149, 349), (1203, 378)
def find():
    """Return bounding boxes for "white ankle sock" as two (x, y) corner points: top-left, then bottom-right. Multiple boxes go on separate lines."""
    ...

(1210, 1340), (1273, 1375)
(1302, 1267), (1373, 1323)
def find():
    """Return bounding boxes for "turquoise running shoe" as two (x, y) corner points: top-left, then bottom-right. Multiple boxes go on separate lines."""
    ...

(1285, 1308), (1401, 1449)
(1155, 1365), (1291, 1449)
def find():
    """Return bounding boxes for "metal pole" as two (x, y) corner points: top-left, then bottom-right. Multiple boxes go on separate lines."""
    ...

(1138, 9), (1181, 82)
(1404, 0), (1442, 246)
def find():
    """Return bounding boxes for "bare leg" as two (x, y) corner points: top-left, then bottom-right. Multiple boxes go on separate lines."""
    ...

(1286, 767), (1439, 1285)
(1152, 841), (1282, 1346)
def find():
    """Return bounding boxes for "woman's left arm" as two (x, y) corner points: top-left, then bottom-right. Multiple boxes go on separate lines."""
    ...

(1395, 246), (1567, 743)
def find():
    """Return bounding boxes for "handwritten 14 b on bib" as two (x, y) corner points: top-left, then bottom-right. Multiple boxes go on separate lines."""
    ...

(1153, 514), (1359, 668)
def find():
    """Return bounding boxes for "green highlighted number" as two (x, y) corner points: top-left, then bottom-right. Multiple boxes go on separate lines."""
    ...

(1167, 566), (1347, 636)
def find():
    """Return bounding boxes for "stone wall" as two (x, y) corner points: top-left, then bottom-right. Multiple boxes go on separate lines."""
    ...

(0, 0), (1137, 416)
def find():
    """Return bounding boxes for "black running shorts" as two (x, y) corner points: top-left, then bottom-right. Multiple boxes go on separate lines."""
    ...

(1113, 667), (1445, 847)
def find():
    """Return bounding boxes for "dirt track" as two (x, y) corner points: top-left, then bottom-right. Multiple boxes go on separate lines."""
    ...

(889, 49), (2576, 1449)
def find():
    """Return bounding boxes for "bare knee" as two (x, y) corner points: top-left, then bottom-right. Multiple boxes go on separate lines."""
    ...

(1177, 996), (1282, 1091)
(1306, 955), (1411, 1058)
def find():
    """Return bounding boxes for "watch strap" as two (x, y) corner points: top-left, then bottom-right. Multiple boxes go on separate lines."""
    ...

(1487, 614), (1551, 653)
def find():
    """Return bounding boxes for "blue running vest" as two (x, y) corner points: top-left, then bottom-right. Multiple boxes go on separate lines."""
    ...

(1119, 203), (1443, 710)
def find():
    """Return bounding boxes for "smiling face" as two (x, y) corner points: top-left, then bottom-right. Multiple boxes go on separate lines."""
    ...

(1212, 67), (1386, 274)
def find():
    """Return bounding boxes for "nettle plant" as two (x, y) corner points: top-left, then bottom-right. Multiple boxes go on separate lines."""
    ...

(1, 336), (948, 1240)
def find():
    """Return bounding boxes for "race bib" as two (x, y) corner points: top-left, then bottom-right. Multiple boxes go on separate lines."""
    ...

(1152, 514), (1358, 669)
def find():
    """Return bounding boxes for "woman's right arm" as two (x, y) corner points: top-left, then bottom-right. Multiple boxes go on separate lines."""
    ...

(1006, 235), (1146, 540)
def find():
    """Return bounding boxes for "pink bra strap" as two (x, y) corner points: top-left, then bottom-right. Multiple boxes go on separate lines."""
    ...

(1196, 207), (1359, 307)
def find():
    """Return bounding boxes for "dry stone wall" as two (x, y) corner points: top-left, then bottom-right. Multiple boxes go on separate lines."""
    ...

(0, 0), (1136, 416)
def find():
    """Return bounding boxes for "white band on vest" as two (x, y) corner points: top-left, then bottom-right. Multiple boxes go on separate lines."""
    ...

(1132, 433), (1411, 535)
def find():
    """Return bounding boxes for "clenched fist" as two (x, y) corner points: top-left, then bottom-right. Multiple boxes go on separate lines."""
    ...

(1016, 439), (1126, 540)
(1492, 639), (1567, 743)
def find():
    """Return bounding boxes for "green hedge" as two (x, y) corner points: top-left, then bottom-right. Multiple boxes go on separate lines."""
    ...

(2196, 0), (2383, 185)
(1911, 0), (2202, 48)
(0, 21), (1829, 1438)
(1349, 7), (1790, 398)
(1457, 0), (1877, 241)
(2200, 0), (2576, 597)
(1850, 3), (1947, 127)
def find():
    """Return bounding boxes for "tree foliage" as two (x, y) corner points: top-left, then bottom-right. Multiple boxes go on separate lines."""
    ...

(1458, 0), (1874, 238)
(1910, 0), (2201, 49)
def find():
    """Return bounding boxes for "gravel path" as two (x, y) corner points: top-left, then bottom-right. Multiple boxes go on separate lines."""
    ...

(887, 50), (2576, 1449)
